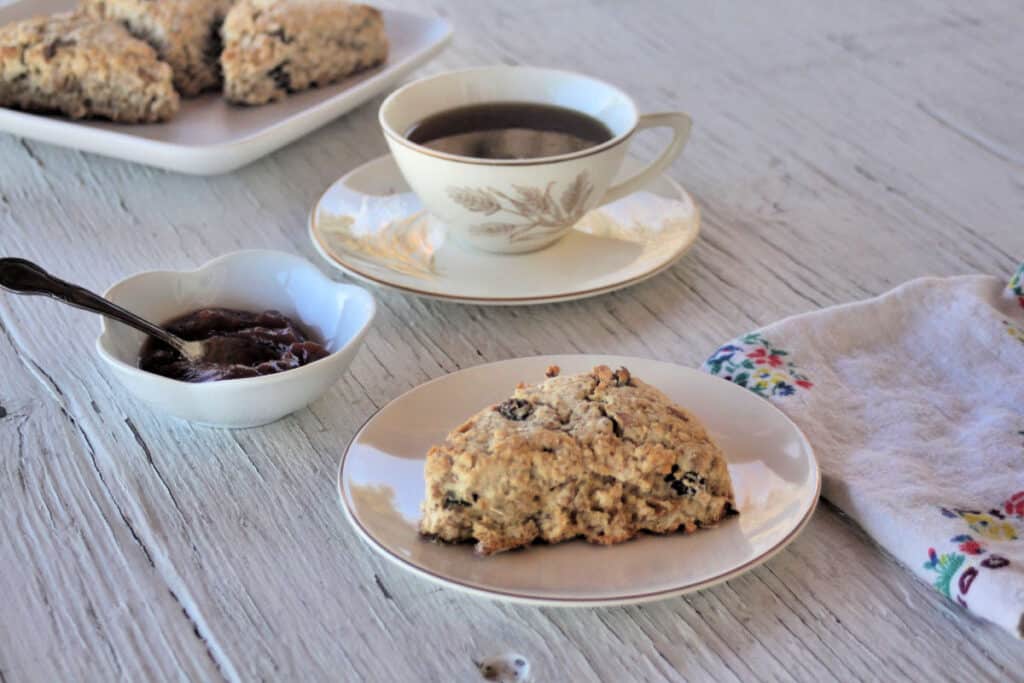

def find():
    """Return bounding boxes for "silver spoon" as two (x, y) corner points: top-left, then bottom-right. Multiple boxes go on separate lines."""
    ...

(0, 257), (206, 363)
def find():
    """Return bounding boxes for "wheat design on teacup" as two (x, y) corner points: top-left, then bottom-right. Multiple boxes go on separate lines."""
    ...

(446, 172), (593, 243)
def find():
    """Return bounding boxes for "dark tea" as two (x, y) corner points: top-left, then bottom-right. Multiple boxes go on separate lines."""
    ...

(404, 102), (614, 160)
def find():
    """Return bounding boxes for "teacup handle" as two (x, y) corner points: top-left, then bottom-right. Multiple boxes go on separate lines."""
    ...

(601, 112), (692, 204)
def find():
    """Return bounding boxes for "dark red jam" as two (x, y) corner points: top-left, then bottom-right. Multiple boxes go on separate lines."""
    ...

(139, 308), (330, 383)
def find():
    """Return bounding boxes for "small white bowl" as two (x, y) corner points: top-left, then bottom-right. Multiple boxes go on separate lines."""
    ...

(96, 250), (376, 428)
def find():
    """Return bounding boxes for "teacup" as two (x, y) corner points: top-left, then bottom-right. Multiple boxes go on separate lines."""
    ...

(379, 66), (692, 254)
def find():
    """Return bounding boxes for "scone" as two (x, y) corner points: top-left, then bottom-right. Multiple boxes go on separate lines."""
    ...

(0, 13), (179, 123)
(80, 0), (235, 96)
(420, 365), (737, 555)
(220, 0), (388, 106)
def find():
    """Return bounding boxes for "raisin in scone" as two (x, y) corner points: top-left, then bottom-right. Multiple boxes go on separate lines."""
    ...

(420, 365), (737, 555)
(0, 13), (179, 123)
(80, 0), (235, 97)
(220, 0), (388, 105)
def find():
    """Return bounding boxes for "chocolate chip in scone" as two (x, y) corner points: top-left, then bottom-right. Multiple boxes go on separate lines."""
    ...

(612, 366), (632, 386)
(671, 480), (696, 496)
(267, 27), (294, 44)
(268, 61), (292, 92)
(43, 38), (76, 60)
(443, 494), (472, 509)
(664, 469), (704, 496)
(497, 398), (533, 421)
(545, 365), (560, 378)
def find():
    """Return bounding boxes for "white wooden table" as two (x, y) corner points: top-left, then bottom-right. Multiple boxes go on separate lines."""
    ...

(2, 1), (1023, 680)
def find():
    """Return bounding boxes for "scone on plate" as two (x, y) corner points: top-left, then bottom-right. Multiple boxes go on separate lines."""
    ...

(420, 365), (737, 555)
(0, 13), (179, 123)
(221, 0), (388, 106)
(80, 0), (235, 97)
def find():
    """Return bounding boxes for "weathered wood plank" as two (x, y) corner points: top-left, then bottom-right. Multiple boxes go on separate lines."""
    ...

(0, 318), (226, 682)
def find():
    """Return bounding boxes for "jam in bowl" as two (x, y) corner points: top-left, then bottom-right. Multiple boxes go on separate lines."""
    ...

(139, 308), (331, 383)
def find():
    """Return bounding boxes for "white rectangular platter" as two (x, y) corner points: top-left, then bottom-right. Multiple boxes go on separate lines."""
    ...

(0, 0), (452, 174)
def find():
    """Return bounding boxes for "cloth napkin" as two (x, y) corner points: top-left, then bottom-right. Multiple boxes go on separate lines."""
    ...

(702, 264), (1024, 637)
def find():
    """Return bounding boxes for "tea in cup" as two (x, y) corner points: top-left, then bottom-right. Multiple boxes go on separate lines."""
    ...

(379, 66), (692, 254)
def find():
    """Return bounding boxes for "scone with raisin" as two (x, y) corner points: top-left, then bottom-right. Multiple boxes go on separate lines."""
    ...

(0, 13), (179, 123)
(80, 0), (235, 96)
(420, 365), (737, 555)
(220, 0), (388, 105)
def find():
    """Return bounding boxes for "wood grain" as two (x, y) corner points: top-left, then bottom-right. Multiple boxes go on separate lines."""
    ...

(1, 0), (1022, 680)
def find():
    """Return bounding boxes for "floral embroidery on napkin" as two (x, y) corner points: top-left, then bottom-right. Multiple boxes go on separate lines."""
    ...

(1004, 320), (1024, 345)
(924, 548), (965, 598)
(704, 332), (812, 397)
(1009, 263), (1024, 308)
(941, 507), (1019, 541)
(951, 534), (986, 555)
(1005, 491), (1024, 517)
(925, 495), (1021, 609)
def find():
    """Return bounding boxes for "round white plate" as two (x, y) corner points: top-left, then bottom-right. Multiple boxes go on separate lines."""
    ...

(310, 155), (700, 305)
(339, 355), (820, 606)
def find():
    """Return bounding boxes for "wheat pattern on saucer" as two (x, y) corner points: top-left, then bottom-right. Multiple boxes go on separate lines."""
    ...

(318, 210), (439, 279)
(447, 172), (593, 243)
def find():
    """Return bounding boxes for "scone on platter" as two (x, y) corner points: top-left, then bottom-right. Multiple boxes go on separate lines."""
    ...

(0, 12), (179, 122)
(420, 365), (737, 555)
(0, 0), (391, 123)
(221, 0), (388, 105)
(80, 0), (235, 97)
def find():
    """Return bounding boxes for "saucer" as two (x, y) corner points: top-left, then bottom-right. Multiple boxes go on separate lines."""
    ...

(338, 355), (820, 606)
(309, 155), (700, 305)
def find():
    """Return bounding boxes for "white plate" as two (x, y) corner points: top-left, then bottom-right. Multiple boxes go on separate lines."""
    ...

(310, 155), (701, 305)
(0, 0), (451, 175)
(339, 355), (820, 606)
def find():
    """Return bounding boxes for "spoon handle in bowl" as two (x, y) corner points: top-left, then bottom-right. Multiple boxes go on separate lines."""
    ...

(0, 257), (194, 357)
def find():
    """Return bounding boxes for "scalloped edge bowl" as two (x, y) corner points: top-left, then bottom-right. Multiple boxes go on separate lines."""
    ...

(96, 250), (376, 428)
